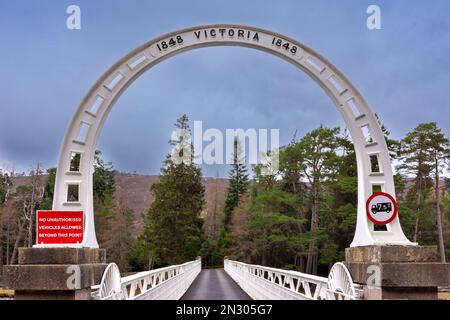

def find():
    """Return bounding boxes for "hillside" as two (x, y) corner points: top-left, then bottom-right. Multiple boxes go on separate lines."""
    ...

(114, 173), (229, 235)
(11, 173), (229, 237)
(10, 173), (446, 238)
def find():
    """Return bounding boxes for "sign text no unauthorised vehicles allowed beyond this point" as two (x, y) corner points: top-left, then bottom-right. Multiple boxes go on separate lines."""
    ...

(366, 192), (398, 225)
(36, 211), (84, 245)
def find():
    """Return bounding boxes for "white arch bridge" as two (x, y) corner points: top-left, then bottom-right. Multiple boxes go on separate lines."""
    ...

(35, 24), (417, 300)
(49, 24), (413, 250)
(91, 259), (363, 300)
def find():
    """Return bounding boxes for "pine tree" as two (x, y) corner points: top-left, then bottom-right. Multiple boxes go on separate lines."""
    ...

(399, 123), (435, 242)
(92, 150), (116, 246)
(224, 138), (249, 227)
(426, 123), (449, 262)
(104, 200), (135, 271)
(93, 150), (116, 202)
(319, 132), (358, 269)
(130, 115), (205, 268)
(212, 138), (249, 266)
(297, 126), (341, 275)
(40, 168), (56, 210)
(0, 171), (7, 207)
(228, 193), (255, 263)
(248, 187), (308, 269)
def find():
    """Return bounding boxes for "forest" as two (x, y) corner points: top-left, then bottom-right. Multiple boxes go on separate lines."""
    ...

(0, 116), (449, 277)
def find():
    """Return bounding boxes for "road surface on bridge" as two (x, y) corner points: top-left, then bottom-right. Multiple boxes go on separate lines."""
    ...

(181, 269), (251, 300)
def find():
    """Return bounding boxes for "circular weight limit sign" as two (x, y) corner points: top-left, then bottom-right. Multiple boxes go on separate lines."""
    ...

(366, 192), (398, 225)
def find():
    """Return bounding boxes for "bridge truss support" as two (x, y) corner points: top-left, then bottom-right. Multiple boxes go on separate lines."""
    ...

(345, 245), (450, 300)
(3, 248), (107, 300)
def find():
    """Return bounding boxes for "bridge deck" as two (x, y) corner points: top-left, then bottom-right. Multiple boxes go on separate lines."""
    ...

(181, 269), (251, 300)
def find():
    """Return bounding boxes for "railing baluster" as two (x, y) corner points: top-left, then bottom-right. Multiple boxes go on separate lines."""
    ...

(93, 259), (201, 300)
(224, 259), (359, 300)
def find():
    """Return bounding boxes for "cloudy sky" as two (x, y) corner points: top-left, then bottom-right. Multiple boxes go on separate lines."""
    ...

(0, 0), (449, 177)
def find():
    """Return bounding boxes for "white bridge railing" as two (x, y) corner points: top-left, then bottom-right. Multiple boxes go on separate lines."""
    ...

(92, 258), (201, 300)
(224, 259), (362, 300)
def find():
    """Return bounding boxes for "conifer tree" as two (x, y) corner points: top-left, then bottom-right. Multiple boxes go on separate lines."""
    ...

(399, 123), (449, 261)
(130, 115), (205, 268)
(296, 126), (341, 275)
(399, 123), (435, 242)
(0, 171), (9, 207)
(224, 138), (249, 227)
(104, 200), (135, 271)
(92, 150), (117, 246)
(209, 138), (249, 266)
(424, 123), (449, 262)
(39, 168), (56, 210)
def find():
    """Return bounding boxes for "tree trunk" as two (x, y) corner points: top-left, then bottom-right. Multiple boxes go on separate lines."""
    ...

(434, 157), (446, 263)
(28, 211), (34, 247)
(306, 182), (319, 275)
(10, 219), (25, 265)
(312, 251), (317, 275)
(27, 163), (42, 248)
(28, 190), (35, 248)
(261, 251), (267, 266)
(294, 253), (298, 270)
(300, 256), (305, 273)
(261, 228), (267, 266)
(6, 220), (10, 265)
(0, 235), (3, 271)
(413, 176), (422, 242)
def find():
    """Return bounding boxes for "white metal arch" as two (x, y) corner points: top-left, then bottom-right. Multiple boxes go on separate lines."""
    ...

(45, 24), (414, 248)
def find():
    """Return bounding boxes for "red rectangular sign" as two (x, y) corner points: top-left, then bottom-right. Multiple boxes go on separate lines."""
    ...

(36, 211), (84, 245)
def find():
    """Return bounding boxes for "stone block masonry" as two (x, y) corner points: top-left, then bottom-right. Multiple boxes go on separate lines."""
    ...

(3, 248), (107, 300)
